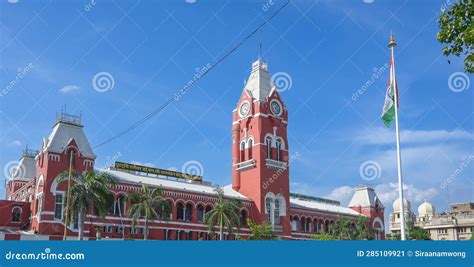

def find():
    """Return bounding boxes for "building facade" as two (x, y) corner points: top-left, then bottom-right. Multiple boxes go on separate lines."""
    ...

(389, 198), (474, 240)
(2, 59), (385, 240)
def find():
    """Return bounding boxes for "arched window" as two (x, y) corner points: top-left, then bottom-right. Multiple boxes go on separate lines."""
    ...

(164, 200), (173, 220)
(177, 202), (185, 221)
(300, 217), (306, 232)
(12, 207), (21, 222)
(276, 139), (282, 161)
(291, 216), (299, 232)
(274, 199), (280, 224)
(197, 205), (204, 222)
(106, 193), (115, 215)
(240, 210), (247, 226)
(114, 195), (126, 216)
(265, 197), (273, 223)
(247, 139), (253, 159)
(265, 137), (272, 159)
(240, 140), (246, 161)
(185, 203), (193, 221)
(204, 205), (212, 221)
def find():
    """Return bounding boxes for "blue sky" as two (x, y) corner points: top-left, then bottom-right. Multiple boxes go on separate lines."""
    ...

(1, 0), (472, 224)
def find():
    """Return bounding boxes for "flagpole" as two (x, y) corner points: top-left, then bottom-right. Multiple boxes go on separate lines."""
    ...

(389, 34), (406, 240)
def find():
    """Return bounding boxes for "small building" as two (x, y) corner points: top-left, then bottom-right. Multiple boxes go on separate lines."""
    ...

(389, 198), (474, 240)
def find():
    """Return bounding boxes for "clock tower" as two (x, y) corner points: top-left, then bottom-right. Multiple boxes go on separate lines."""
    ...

(232, 59), (291, 237)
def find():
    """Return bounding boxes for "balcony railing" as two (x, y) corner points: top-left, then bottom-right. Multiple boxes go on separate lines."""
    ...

(265, 159), (287, 170)
(235, 159), (256, 171)
(272, 224), (283, 233)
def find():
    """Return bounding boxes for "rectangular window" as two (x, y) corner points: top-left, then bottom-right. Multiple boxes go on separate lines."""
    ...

(104, 225), (113, 233)
(36, 195), (43, 216)
(54, 194), (63, 219)
(274, 200), (280, 225)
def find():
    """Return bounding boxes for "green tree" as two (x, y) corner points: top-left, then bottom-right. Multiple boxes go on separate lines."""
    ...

(327, 216), (372, 240)
(57, 170), (117, 240)
(407, 225), (431, 240)
(310, 232), (336, 240)
(332, 217), (354, 240)
(247, 219), (275, 240)
(470, 233), (474, 240)
(437, 0), (474, 73)
(353, 216), (373, 240)
(204, 187), (241, 240)
(127, 184), (171, 240)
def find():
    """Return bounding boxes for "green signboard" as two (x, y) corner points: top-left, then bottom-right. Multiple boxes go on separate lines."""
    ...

(114, 161), (202, 182)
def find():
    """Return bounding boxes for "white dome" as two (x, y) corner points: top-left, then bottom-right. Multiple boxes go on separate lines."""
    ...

(392, 198), (411, 212)
(418, 200), (435, 217)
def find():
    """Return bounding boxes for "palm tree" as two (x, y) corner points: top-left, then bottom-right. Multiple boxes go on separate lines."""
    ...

(204, 187), (242, 240)
(57, 170), (117, 240)
(127, 184), (171, 240)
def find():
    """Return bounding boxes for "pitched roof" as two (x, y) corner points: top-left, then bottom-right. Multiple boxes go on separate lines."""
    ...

(44, 121), (95, 158)
(243, 59), (274, 101)
(348, 185), (384, 208)
(290, 197), (362, 216)
(10, 155), (36, 180)
(99, 168), (250, 201)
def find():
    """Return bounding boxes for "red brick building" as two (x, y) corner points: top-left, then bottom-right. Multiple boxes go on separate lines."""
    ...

(1, 59), (385, 240)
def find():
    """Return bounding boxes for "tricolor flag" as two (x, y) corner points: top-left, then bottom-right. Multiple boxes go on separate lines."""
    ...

(381, 54), (399, 127)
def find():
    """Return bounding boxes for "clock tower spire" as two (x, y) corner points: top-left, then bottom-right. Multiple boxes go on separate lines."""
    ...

(232, 59), (291, 237)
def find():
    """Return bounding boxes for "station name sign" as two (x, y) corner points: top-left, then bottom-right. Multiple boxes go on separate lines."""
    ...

(114, 161), (202, 182)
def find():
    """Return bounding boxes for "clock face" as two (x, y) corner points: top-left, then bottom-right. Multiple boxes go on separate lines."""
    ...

(270, 100), (282, 116)
(239, 101), (250, 118)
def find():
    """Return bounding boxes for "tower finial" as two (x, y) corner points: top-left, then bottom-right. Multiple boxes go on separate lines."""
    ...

(258, 30), (263, 60)
(388, 33), (397, 48)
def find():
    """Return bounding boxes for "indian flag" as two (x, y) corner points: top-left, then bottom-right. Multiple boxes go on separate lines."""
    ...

(381, 54), (398, 127)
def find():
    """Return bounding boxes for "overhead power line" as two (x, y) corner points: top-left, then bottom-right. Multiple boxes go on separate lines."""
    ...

(94, 0), (290, 149)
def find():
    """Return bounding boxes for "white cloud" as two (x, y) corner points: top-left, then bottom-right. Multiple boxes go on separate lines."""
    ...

(324, 186), (355, 206)
(131, 161), (154, 167)
(9, 140), (21, 146)
(358, 127), (472, 145)
(59, 85), (80, 94)
(374, 183), (438, 208)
